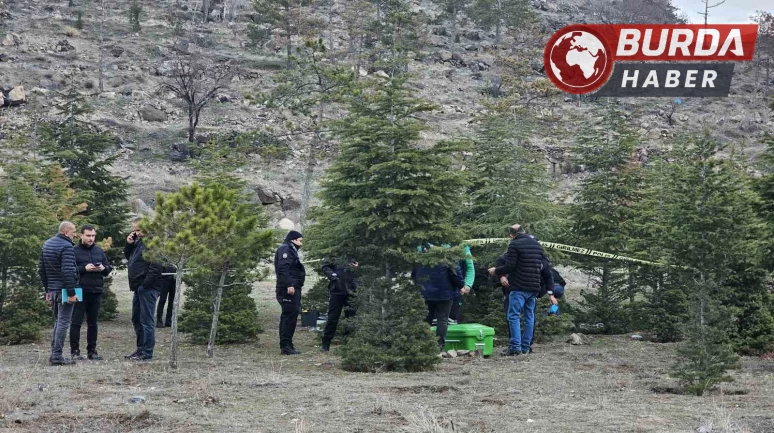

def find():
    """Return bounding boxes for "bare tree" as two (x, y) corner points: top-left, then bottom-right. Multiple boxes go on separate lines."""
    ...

(98, 0), (109, 94)
(752, 10), (774, 97)
(159, 53), (237, 142)
(698, 0), (725, 26)
(587, 0), (684, 24)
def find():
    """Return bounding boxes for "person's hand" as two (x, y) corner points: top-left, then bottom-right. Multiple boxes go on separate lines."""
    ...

(488, 267), (496, 275)
(45, 292), (53, 306)
(127, 233), (136, 244)
(97, 264), (106, 272)
(67, 295), (78, 304)
(287, 286), (295, 296)
(549, 295), (558, 306)
(461, 286), (471, 295)
(500, 276), (510, 287)
(85, 264), (97, 272)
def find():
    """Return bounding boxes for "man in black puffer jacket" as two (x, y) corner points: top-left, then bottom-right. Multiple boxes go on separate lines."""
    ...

(488, 224), (544, 356)
(70, 224), (112, 361)
(39, 221), (80, 366)
(320, 258), (358, 352)
(274, 231), (306, 355)
(124, 217), (163, 361)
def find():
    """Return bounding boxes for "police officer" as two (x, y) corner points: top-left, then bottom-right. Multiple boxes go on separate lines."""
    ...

(274, 231), (306, 355)
(320, 258), (358, 352)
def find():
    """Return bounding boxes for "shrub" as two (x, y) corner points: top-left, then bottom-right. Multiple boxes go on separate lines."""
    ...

(0, 286), (51, 344)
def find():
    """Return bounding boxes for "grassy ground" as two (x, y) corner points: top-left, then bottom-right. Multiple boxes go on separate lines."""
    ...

(1, 271), (773, 433)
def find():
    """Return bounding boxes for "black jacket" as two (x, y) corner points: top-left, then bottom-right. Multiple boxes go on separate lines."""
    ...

(538, 256), (555, 298)
(495, 233), (545, 293)
(39, 233), (79, 296)
(124, 239), (163, 291)
(161, 265), (177, 294)
(412, 264), (465, 301)
(274, 241), (305, 299)
(551, 268), (566, 287)
(73, 242), (113, 293)
(321, 262), (357, 296)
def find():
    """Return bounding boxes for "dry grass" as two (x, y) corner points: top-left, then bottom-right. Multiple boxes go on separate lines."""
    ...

(0, 282), (773, 433)
(63, 25), (80, 37)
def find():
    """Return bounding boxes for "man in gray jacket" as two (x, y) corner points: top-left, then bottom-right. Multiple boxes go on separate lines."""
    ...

(39, 221), (80, 366)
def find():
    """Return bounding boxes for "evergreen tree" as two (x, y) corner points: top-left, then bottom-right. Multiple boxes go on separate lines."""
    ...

(569, 106), (645, 334)
(466, 0), (532, 47)
(142, 183), (238, 368)
(754, 134), (774, 270)
(308, 76), (469, 371)
(178, 181), (274, 357)
(430, 0), (471, 55)
(39, 80), (130, 265)
(251, 0), (321, 64)
(368, 0), (428, 75)
(671, 292), (739, 396)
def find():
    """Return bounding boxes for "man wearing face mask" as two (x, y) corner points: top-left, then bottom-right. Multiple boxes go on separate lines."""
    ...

(70, 224), (112, 361)
(274, 231), (306, 355)
(39, 221), (80, 366)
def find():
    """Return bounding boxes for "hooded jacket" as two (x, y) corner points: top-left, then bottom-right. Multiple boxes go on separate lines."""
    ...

(39, 233), (79, 296)
(73, 241), (113, 293)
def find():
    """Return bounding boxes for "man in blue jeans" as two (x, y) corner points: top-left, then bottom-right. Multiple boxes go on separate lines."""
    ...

(489, 225), (545, 356)
(124, 217), (163, 361)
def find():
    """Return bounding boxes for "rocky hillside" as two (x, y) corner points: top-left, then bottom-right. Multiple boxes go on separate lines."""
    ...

(1, 0), (772, 228)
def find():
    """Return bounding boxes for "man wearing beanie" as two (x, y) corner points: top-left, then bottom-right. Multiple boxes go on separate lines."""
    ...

(274, 230), (306, 355)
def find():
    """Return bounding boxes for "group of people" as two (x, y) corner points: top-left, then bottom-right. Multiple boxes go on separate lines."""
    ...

(40, 219), (175, 366)
(40, 219), (562, 364)
(272, 225), (566, 357)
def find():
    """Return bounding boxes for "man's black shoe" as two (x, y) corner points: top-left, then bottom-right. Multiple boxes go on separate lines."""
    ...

(281, 348), (301, 355)
(320, 345), (330, 352)
(124, 350), (141, 359)
(128, 354), (152, 362)
(50, 358), (76, 366)
(164, 322), (172, 327)
(156, 321), (165, 328)
(88, 352), (104, 361)
(501, 348), (521, 357)
(71, 350), (86, 361)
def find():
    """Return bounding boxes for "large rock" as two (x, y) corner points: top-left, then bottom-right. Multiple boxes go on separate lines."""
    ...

(567, 333), (588, 345)
(8, 86), (26, 106)
(282, 198), (301, 212)
(55, 39), (75, 52)
(256, 186), (279, 205)
(2, 33), (21, 47)
(131, 198), (154, 216)
(278, 218), (295, 231)
(139, 106), (168, 122)
(373, 70), (390, 79)
(463, 30), (481, 41)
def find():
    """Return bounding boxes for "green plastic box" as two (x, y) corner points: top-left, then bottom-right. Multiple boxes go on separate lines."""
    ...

(430, 323), (495, 357)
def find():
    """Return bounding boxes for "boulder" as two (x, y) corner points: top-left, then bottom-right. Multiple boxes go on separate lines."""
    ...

(139, 106), (168, 122)
(631, 334), (643, 340)
(464, 44), (478, 51)
(282, 198), (301, 212)
(464, 30), (481, 41)
(278, 218), (295, 231)
(155, 61), (175, 77)
(173, 39), (191, 54)
(55, 39), (75, 52)
(131, 198), (153, 216)
(110, 46), (124, 58)
(567, 333), (588, 345)
(256, 186), (279, 205)
(0, 53), (8, 62)
(8, 86), (26, 106)
(373, 70), (390, 79)
(456, 350), (470, 356)
(2, 33), (21, 47)
(432, 27), (449, 36)
(169, 150), (189, 162)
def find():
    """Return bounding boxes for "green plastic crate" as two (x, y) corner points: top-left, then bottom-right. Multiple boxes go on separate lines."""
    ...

(430, 323), (495, 357)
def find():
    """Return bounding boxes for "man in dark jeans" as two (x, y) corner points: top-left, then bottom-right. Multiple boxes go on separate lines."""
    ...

(39, 221), (80, 366)
(489, 224), (546, 356)
(124, 217), (163, 361)
(413, 256), (465, 353)
(320, 258), (358, 352)
(70, 224), (112, 361)
(274, 231), (306, 355)
(156, 266), (176, 327)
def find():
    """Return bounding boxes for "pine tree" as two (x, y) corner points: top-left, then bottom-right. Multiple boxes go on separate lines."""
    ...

(368, 0), (428, 75)
(569, 106), (645, 334)
(466, 0), (532, 47)
(671, 292), (739, 396)
(262, 39), (354, 227)
(754, 134), (774, 270)
(430, 0), (471, 56)
(308, 76), (469, 371)
(39, 80), (130, 265)
(141, 183), (238, 368)
(251, 0), (321, 65)
(178, 181), (274, 357)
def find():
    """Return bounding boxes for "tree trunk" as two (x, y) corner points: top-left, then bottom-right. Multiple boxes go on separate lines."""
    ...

(202, 0), (211, 22)
(285, 4), (293, 67)
(299, 102), (325, 228)
(0, 266), (8, 316)
(98, 0), (106, 93)
(449, 6), (457, 57)
(188, 108), (196, 142)
(328, 0), (334, 53)
(169, 263), (186, 369)
(206, 268), (228, 358)
(766, 55), (771, 96)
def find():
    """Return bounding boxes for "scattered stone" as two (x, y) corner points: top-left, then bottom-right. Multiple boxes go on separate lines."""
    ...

(278, 217), (295, 231)
(464, 44), (478, 51)
(373, 70), (390, 79)
(173, 39), (191, 54)
(527, 419), (535, 423)
(697, 427), (711, 433)
(0, 53), (8, 62)
(351, 66), (368, 77)
(658, 109), (665, 116)
(55, 39), (75, 52)
(217, 93), (232, 103)
(456, 350), (470, 356)
(282, 198), (301, 212)
(567, 333), (587, 345)
(447, 350), (458, 358)
(169, 150), (189, 162)
(564, 97), (573, 102)
(432, 27), (448, 36)
(2, 33), (21, 47)
(464, 30), (481, 41)
(631, 334), (643, 341)
(100, 91), (117, 99)
(110, 46), (124, 58)
(129, 396), (146, 404)
(155, 61), (175, 77)
(139, 106), (168, 122)
(8, 86), (26, 106)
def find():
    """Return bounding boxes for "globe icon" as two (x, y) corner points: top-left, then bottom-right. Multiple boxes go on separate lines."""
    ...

(549, 31), (608, 89)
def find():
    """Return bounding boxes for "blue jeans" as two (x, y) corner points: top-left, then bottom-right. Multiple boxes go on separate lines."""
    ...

(51, 291), (75, 360)
(507, 290), (537, 352)
(132, 287), (160, 358)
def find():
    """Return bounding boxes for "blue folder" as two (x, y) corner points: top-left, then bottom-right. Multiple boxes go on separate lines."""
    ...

(61, 288), (83, 303)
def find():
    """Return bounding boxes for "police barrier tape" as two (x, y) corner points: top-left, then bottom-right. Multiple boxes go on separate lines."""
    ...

(462, 238), (667, 267)
(297, 239), (666, 267)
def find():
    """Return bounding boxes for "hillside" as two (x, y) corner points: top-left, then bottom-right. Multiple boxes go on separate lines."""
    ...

(1, 0), (773, 227)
